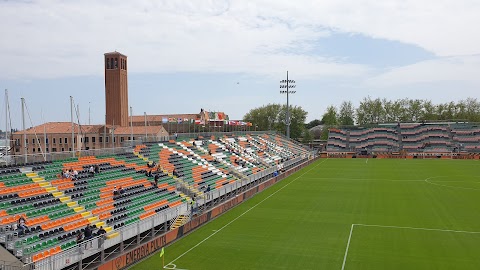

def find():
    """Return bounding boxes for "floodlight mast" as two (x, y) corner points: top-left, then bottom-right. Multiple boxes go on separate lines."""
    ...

(279, 71), (296, 139)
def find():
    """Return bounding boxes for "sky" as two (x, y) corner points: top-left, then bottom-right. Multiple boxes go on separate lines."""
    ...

(1, 0), (479, 129)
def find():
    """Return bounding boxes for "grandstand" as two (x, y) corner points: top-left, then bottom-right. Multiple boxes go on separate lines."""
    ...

(0, 133), (312, 270)
(327, 123), (480, 155)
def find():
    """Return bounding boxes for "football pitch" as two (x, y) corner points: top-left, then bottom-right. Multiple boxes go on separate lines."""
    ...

(131, 158), (480, 270)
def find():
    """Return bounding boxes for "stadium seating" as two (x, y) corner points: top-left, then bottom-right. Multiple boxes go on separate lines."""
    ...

(450, 124), (480, 151)
(327, 123), (480, 153)
(326, 129), (348, 152)
(0, 133), (310, 266)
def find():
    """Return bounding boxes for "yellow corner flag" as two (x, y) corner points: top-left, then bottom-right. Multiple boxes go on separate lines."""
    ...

(159, 247), (165, 257)
(160, 247), (165, 267)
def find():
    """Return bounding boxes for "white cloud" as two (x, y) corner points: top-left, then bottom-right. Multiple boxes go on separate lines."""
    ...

(366, 55), (480, 86)
(0, 0), (479, 81)
(253, 0), (480, 56)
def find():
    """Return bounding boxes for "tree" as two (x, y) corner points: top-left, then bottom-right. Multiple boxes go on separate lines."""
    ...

(243, 104), (281, 131)
(338, 101), (355, 126)
(320, 126), (330, 140)
(422, 100), (436, 121)
(305, 119), (322, 129)
(464, 98), (480, 122)
(321, 105), (338, 126)
(277, 105), (309, 139)
(243, 104), (308, 140)
(301, 129), (313, 144)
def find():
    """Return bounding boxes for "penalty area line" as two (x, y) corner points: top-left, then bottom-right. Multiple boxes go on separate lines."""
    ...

(340, 223), (480, 269)
(165, 158), (329, 268)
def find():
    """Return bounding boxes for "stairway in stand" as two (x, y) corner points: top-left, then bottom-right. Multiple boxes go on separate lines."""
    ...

(170, 215), (189, 230)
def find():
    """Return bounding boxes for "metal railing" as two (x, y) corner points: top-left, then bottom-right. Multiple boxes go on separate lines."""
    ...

(28, 204), (187, 270)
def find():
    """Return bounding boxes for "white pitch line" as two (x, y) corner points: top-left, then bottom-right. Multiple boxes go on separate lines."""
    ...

(424, 177), (480, 191)
(166, 158), (329, 268)
(341, 224), (355, 270)
(303, 177), (425, 182)
(355, 223), (480, 234)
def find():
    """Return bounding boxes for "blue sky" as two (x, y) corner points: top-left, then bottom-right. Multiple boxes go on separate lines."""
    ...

(1, 0), (480, 129)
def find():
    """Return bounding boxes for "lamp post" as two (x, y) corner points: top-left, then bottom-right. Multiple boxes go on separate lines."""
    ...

(280, 71), (296, 139)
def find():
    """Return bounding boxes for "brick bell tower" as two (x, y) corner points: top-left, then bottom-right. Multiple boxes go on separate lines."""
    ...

(104, 51), (129, 127)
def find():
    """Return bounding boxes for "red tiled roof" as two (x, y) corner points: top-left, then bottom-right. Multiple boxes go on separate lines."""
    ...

(14, 122), (166, 135)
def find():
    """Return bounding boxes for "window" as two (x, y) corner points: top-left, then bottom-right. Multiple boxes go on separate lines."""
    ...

(65, 138), (68, 144)
(121, 137), (124, 142)
(59, 138), (62, 144)
(38, 148), (41, 152)
(46, 138), (49, 144)
(85, 147), (89, 150)
(52, 148), (57, 152)
(25, 139), (28, 145)
(32, 139), (35, 144)
(33, 148), (35, 152)
(61, 148), (65, 151)
(92, 137), (96, 143)
(106, 137), (109, 143)
(69, 148), (72, 151)
(106, 58), (110, 69)
(114, 137), (116, 143)
(114, 58), (118, 69)
(99, 137), (103, 143)
(74, 138), (77, 143)
(46, 148), (49, 152)
(53, 138), (56, 144)
(85, 137), (89, 143)
(125, 60), (127, 70)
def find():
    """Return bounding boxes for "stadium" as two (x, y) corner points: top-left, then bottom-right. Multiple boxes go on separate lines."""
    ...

(1, 5), (480, 268)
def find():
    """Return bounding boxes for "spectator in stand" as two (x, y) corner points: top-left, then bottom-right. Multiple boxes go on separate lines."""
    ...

(76, 231), (84, 253)
(118, 186), (125, 195)
(72, 169), (79, 180)
(94, 164), (100, 174)
(204, 185), (211, 200)
(89, 165), (95, 176)
(97, 226), (107, 247)
(154, 174), (159, 187)
(113, 186), (119, 196)
(17, 216), (27, 234)
(97, 226), (106, 236)
(83, 225), (93, 249)
(64, 170), (70, 179)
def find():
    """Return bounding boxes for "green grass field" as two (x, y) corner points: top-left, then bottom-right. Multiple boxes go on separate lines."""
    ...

(132, 158), (480, 270)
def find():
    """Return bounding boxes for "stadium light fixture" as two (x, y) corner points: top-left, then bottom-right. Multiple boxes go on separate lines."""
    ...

(279, 71), (296, 138)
